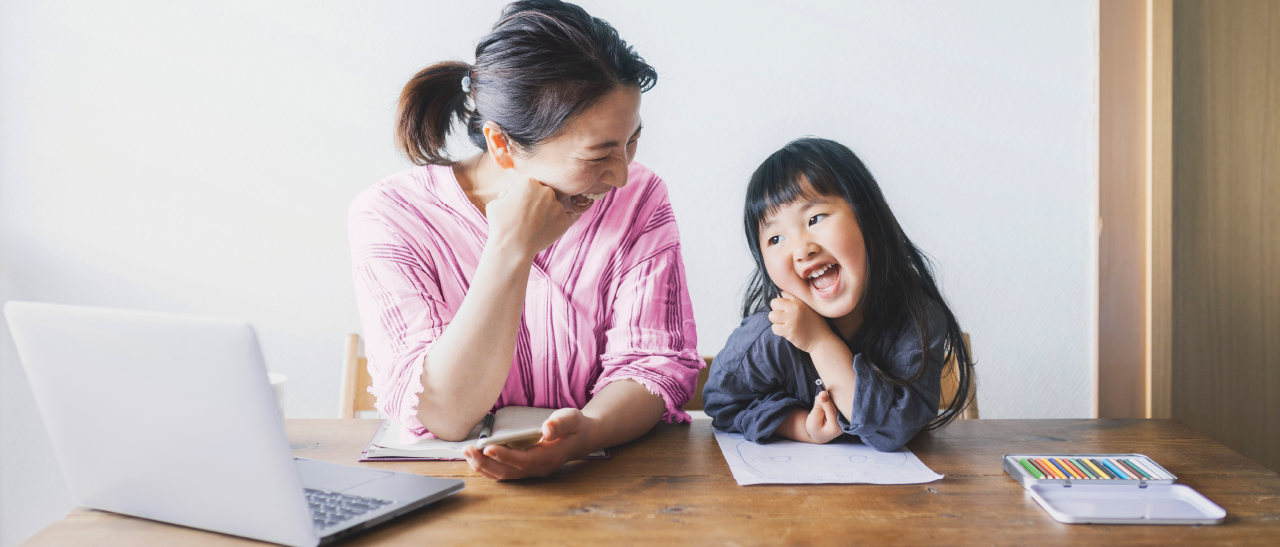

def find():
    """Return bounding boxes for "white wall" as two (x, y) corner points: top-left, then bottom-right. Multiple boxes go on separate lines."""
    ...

(0, 1), (1097, 543)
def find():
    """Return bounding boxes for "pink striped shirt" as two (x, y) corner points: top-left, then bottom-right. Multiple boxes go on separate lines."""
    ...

(349, 162), (701, 441)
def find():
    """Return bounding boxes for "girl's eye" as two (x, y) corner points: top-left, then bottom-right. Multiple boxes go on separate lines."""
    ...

(808, 213), (828, 226)
(767, 235), (781, 246)
(588, 156), (609, 163)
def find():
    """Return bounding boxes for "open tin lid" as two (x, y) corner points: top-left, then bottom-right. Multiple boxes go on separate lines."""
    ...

(1028, 484), (1226, 525)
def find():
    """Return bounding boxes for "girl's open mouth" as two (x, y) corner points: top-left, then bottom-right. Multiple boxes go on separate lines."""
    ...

(807, 263), (841, 297)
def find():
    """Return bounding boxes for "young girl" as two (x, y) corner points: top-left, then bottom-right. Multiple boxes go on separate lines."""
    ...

(702, 137), (974, 452)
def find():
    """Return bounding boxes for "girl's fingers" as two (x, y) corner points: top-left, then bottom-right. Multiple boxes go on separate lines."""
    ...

(819, 393), (839, 429)
(807, 398), (825, 428)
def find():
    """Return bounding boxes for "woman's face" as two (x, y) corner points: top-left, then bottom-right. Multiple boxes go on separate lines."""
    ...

(758, 184), (869, 330)
(509, 86), (643, 209)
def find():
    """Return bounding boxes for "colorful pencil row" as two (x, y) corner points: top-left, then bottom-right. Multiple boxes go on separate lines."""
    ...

(1017, 456), (1172, 481)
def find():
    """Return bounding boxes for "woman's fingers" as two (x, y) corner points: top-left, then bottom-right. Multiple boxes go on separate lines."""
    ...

(483, 444), (535, 469)
(463, 445), (523, 480)
(465, 445), (524, 479)
(541, 409), (570, 441)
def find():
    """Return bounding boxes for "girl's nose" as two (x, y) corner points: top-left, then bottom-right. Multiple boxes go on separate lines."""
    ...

(793, 240), (820, 261)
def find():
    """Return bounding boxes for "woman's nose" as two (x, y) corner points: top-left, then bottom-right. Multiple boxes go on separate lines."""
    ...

(598, 157), (630, 189)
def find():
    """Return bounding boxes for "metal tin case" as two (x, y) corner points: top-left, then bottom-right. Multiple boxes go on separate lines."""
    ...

(1003, 454), (1225, 525)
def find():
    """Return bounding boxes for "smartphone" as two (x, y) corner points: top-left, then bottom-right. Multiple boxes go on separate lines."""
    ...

(474, 427), (543, 450)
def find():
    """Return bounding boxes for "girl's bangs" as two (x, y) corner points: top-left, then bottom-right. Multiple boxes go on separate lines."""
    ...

(745, 152), (846, 232)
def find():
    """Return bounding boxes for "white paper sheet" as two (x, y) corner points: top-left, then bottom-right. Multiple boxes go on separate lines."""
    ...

(713, 429), (944, 485)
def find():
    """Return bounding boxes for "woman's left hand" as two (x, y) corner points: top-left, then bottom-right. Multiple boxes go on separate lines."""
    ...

(460, 408), (589, 480)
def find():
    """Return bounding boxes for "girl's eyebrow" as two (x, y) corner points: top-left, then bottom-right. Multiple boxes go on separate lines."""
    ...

(800, 197), (831, 209)
(760, 197), (831, 230)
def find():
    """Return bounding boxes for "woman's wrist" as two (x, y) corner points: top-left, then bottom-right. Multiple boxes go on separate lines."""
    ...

(480, 238), (536, 273)
(566, 411), (598, 459)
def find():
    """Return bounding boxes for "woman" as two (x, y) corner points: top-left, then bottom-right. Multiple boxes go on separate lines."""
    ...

(348, 0), (701, 480)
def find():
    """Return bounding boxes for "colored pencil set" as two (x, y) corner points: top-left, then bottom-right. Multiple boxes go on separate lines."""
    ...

(1015, 455), (1172, 481)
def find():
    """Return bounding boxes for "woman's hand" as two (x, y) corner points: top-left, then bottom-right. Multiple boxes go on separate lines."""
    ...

(461, 408), (589, 480)
(769, 291), (839, 354)
(484, 177), (580, 260)
(805, 390), (843, 443)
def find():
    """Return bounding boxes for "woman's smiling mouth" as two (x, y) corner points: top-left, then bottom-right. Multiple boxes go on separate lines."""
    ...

(568, 191), (609, 208)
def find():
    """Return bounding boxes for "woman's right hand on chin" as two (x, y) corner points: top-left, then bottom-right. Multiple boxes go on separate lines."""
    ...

(485, 177), (579, 259)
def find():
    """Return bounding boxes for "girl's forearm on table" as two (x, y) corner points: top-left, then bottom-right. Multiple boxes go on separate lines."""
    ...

(809, 337), (857, 419)
(774, 408), (813, 443)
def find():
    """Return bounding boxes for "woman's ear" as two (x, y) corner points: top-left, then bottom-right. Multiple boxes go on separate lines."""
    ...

(482, 122), (516, 169)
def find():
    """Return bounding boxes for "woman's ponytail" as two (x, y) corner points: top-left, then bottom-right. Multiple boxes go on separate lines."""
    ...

(395, 61), (472, 166)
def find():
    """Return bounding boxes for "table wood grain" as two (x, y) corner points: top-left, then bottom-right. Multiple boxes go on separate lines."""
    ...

(22, 419), (1280, 546)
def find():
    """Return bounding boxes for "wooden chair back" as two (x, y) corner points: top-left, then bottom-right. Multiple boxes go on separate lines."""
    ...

(682, 356), (715, 411)
(940, 333), (979, 419)
(340, 334), (378, 419)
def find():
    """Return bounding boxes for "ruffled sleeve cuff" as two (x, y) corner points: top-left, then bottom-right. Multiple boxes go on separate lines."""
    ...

(592, 350), (705, 424)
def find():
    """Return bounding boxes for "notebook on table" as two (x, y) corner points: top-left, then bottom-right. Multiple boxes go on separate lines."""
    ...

(360, 406), (610, 461)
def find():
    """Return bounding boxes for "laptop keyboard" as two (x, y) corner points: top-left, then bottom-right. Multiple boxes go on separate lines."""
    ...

(305, 488), (394, 530)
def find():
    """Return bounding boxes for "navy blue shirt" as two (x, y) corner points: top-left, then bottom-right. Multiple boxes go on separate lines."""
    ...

(703, 303), (947, 452)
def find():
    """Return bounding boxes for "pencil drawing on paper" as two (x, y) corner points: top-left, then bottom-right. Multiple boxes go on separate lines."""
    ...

(713, 429), (943, 485)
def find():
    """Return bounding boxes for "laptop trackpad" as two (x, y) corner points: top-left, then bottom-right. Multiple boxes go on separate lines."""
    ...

(295, 458), (395, 492)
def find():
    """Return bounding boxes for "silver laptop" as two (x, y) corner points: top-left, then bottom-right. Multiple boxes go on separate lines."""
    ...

(4, 301), (463, 547)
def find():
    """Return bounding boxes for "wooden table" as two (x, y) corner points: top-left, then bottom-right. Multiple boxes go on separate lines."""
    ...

(23, 419), (1280, 546)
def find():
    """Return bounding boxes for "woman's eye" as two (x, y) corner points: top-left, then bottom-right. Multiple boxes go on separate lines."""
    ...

(808, 213), (828, 226)
(767, 235), (781, 246)
(588, 156), (609, 163)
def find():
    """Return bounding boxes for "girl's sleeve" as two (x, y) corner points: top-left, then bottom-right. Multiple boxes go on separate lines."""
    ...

(348, 204), (453, 442)
(592, 189), (702, 423)
(837, 306), (948, 451)
(702, 319), (806, 443)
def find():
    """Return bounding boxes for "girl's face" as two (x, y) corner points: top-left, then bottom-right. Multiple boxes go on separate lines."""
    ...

(509, 86), (643, 210)
(759, 185), (869, 330)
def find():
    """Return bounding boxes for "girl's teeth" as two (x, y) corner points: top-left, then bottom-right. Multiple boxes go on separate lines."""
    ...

(582, 192), (606, 200)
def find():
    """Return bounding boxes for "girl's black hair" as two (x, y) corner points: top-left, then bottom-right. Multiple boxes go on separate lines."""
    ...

(742, 137), (975, 430)
(395, 0), (657, 165)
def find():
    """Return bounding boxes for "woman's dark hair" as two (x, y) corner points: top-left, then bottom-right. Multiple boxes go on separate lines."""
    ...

(742, 137), (975, 430)
(396, 0), (657, 165)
